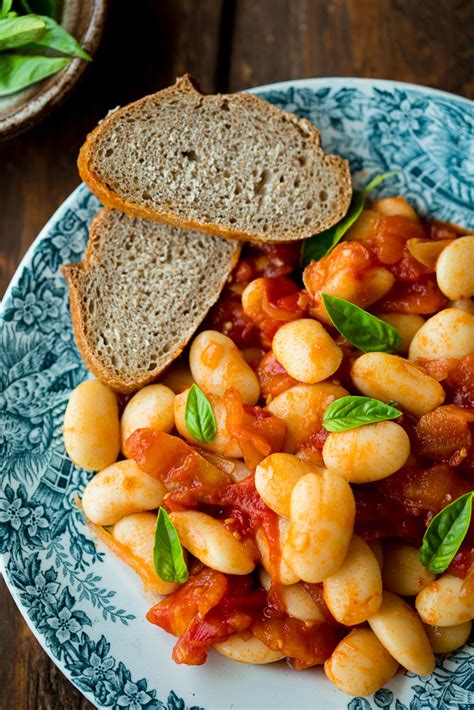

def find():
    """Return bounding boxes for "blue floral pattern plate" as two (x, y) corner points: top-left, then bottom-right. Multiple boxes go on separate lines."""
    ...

(1, 78), (473, 710)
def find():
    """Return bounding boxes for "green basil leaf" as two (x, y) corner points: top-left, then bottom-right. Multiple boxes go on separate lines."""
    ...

(185, 383), (217, 444)
(153, 507), (189, 584)
(28, 14), (91, 60)
(323, 396), (402, 432)
(300, 171), (398, 268)
(0, 53), (69, 96)
(0, 0), (13, 19)
(419, 492), (473, 574)
(0, 15), (45, 50)
(322, 293), (403, 353)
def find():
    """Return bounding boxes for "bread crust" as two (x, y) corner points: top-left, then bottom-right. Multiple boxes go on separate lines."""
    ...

(78, 75), (352, 244)
(61, 208), (241, 393)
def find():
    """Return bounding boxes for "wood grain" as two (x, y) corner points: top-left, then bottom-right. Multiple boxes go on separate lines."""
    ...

(228, 0), (474, 94)
(0, 1), (472, 708)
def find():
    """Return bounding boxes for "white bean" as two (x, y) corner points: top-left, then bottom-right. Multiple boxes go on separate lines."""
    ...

(64, 380), (120, 470)
(174, 389), (241, 457)
(256, 518), (299, 585)
(382, 543), (436, 596)
(272, 319), (343, 384)
(160, 360), (194, 393)
(323, 421), (410, 484)
(448, 298), (474, 315)
(409, 308), (474, 360)
(368, 590), (435, 675)
(121, 384), (175, 452)
(255, 453), (321, 517)
(214, 633), (285, 664)
(377, 313), (425, 353)
(324, 628), (399, 697)
(259, 569), (324, 623)
(436, 235), (474, 299)
(112, 512), (178, 595)
(370, 542), (384, 570)
(267, 383), (348, 453)
(82, 459), (166, 525)
(169, 511), (255, 575)
(416, 574), (474, 626)
(351, 352), (445, 417)
(189, 330), (260, 405)
(323, 535), (382, 625)
(424, 621), (472, 654)
(283, 470), (355, 583)
(371, 196), (419, 221)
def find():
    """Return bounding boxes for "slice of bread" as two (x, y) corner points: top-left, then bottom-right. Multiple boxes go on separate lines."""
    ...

(62, 209), (240, 393)
(78, 75), (352, 244)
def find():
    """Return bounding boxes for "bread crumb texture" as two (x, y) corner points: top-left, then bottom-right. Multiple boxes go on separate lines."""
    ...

(82, 76), (351, 242)
(62, 209), (239, 392)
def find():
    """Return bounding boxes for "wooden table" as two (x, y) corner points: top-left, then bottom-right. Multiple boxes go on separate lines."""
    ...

(0, 1), (472, 707)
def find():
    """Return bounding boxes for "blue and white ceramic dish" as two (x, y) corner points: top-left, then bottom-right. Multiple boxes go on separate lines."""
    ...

(1, 78), (473, 710)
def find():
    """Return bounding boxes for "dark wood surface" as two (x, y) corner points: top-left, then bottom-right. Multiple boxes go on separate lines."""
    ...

(0, 1), (473, 707)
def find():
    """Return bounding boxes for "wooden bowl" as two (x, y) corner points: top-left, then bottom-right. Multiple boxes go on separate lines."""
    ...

(0, 0), (107, 140)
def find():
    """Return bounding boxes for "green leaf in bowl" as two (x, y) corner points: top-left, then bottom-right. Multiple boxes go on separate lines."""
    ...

(0, 52), (70, 96)
(28, 15), (91, 60)
(0, 14), (45, 50)
(0, 0), (13, 20)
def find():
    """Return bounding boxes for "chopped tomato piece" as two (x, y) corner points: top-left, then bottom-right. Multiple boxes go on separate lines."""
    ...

(304, 241), (379, 321)
(375, 464), (472, 514)
(424, 220), (464, 241)
(296, 428), (330, 460)
(415, 356), (474, 409)
(448, 546), (474, 579)
(357, 213), (427, 265)
(147, 568), (228, 638)
(377, 275), (447, 314)
(415, 405), (473, 463)
(148, 570), (266, 665)
(174, 583), (266, 665)
(252, 616), (343, 668)
(206, 295), (259, 348)
(257, 351), (299, 401)
(126, 429), (229, 507)
(220, 476), (281, 579)
(126, 429), (194, 481)
(354, 486), (426, 543)
(223, 388), (286, 469)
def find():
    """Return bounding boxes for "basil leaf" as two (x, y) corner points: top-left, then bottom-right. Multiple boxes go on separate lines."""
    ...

(185, 383), (217, 444)
(153, 508), (189, 584)
(0, 15), (45, 50)
(300, 171), (398, 268)
(419, 492), (473, 574)
(28, 15), (91, 60)
(322, 293), (403, 353)
(323, 396), (402, 432)
(0, 0), (13, 20)
(0, 53), (69, 96)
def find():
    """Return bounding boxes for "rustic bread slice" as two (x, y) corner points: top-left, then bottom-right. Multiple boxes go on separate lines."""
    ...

(62, 209), (240, 393)
(78, 75), (352, 244)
